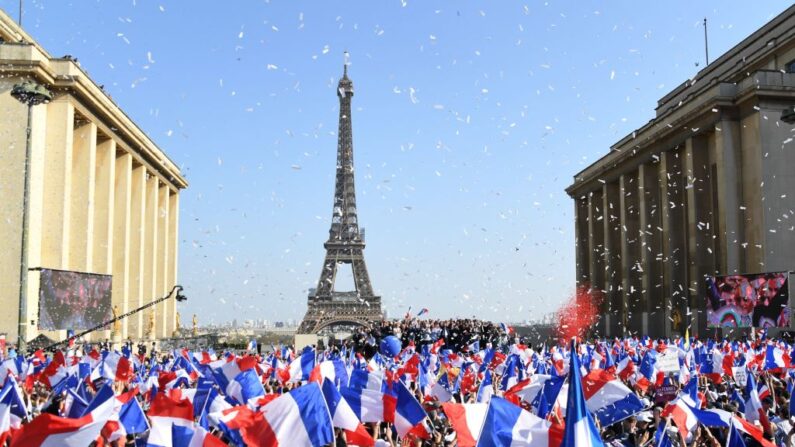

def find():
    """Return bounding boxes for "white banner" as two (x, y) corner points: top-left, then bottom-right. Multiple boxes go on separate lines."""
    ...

(656, 350), (680, 373)
(732, 367), (747, 387)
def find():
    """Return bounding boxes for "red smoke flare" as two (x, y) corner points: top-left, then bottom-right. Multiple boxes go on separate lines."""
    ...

(555, 284), (603, 343)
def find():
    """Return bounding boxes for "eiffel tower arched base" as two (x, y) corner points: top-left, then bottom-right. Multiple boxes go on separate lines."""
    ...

(297, 300), (382, 334)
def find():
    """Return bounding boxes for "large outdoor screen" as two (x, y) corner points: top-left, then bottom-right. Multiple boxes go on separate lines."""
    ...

(706, 272), (790, 328)
(38, 269), (113, 330)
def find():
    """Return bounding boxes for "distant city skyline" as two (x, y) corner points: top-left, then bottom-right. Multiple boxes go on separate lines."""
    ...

(2, 1), (791, 325)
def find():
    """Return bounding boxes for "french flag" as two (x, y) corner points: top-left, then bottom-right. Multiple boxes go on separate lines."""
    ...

(247, 339), (257, 352)
(477, 396), (560, 447)
(561, 339), (605, 447)
(764, 344), (790, 370)
(393, 380), (429, 438)
(171, 424), (226, 447)
(0, 377), (27, 445)
(226, 369), (265, 405)
(9, 379), (115, 447)
(417, 308), (429, 317)
(320, 379), (374, 446)
(147, 392), (226, 447)
(582, 369), (644, 426)
(309, 359), (349, 387)
(222, 382), (334, 447)
(211, 356), (258, 396)
(101, 351), (132, 383)
(442, 403), (487, 447)
(282, 348), (315, 383)
(743, 367), (768, 429)
(340, 386), (396, 423)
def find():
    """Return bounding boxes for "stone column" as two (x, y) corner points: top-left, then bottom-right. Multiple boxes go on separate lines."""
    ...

(683, 135), (713, 336)
(157, 185), (169, 338)
(113, 153), (133, 338)
(41, 99), (74, 269)
(129, 164), (146, 341)
(575, 197), (590, 287)
(167, 192), (180, 337)
(659, 150), (688, 337)
(713, 118), (744, 274)
(144, 175), (159, 338)
(587, 190), (606, 335)
(619, 172), (641, 334)
(603, 182), (622, 337)
(638, 162), (663, 336)
(69, 121), (97, 272)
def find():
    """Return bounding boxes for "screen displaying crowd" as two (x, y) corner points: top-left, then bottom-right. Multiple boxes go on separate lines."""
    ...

(706, 272), (790, 329)
(0, 317), (793, 447)
(37, 268), (113, 331)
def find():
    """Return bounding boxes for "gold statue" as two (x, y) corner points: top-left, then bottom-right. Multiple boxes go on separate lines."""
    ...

(112, 305), (121, 334)
(672, 308), (682, 332)
(147, 310), (156, 338)
(173, 311), (182, 337)
(175, 311), (182, 330)
(192, 314), (198, 337)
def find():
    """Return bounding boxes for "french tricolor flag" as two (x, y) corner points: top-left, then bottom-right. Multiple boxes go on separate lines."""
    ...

(9, 379), (115, 447)
(222, 382), (334, 447)
(393, 380), (429, 438)
(477, 396), (561, 447)
(147, 392), (225, 447)
(100, 351), (132, 383)
(309, 359), (349, 387)
(226, 369), (265, 405)
(282, 348), (316, 383)
(320, 378), (374, 446)
(581, 369), (644, 427)
(442, 403), (487, 447)
(561, 339), (605, 447)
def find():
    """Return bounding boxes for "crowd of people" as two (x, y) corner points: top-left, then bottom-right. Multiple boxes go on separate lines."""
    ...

(0, 318), (793, 447)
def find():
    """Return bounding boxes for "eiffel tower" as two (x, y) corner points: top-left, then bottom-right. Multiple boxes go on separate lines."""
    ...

(298, 61), (382, 334)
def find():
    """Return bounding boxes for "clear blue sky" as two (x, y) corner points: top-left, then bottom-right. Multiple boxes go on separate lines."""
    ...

(3, 1), (791, 325)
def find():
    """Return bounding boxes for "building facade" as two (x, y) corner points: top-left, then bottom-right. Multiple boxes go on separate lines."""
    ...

(0, 10), (187, 345)
(566, 6), (795, 338)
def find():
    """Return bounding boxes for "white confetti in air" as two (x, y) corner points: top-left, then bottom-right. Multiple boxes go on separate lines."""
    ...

(409, 87), (419, 104)
(267, 64), (278, 70)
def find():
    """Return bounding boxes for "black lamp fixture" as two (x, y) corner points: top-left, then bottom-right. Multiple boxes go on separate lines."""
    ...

(11, 80), (53, 106)
(781, 105), (795, 124)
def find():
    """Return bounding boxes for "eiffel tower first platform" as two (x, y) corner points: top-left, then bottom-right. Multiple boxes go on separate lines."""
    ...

(297, 61), (383, 334)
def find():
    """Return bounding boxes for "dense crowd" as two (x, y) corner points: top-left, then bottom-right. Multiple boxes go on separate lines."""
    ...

(0, 318), (793, 447)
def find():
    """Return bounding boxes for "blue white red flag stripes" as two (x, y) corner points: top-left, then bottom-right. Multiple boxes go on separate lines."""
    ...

(476, 396), (557, 447)
(442, 403), (487, 447)
(320, 379), (374, 446)
(561, 339), (605, 447)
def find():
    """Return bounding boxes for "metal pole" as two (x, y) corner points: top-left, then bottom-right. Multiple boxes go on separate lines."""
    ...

(18, 0), (22, 26)
(17, 103), (33, 354)
(45, 285), (183, 351)
(703, 18), (709, 65)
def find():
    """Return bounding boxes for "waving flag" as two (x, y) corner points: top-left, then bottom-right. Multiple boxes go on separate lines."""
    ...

(309, 359), (349, 387)
(320, 379), (374, 447)
(417, 308), (429, 317)
(581, 369), (644, 426)
(147, 393), (196, 447)
(283, 348), (316, 383)
(100, 351), (132, 383)
(340, 386), (395, 423)
(9, 380), (115, 447)
(561, 339), (605, 447)
(224, 382), (334, 447)
(477, 396), (558, 447)
(476, 370), (494, 403)
(442, 403), (487, 447)
(226, 369), (265, 405)
(394, 380), (428, 437)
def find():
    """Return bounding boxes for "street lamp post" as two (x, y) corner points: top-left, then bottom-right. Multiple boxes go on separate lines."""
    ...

(10, 80), (52, 354)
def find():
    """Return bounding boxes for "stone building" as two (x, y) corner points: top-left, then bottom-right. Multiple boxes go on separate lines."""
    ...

(0, 9), (187, 346)
(566, 5), (795, 337)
